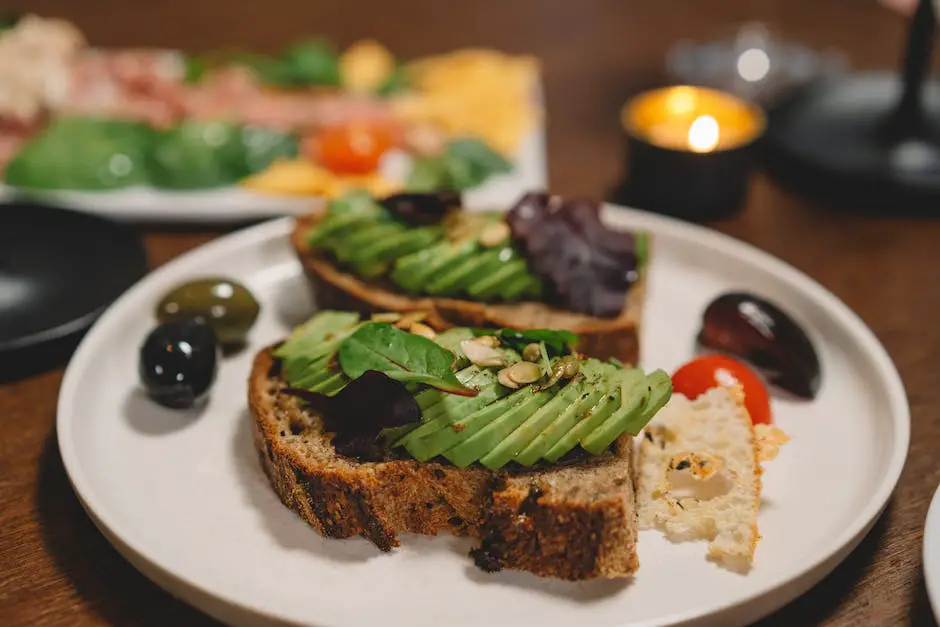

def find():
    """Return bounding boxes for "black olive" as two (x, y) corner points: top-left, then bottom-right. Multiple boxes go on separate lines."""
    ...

(698, 291), (822, 399)
(139, 319), (220, 409)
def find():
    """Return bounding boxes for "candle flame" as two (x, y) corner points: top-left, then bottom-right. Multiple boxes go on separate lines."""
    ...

(688, 115), (720, 153)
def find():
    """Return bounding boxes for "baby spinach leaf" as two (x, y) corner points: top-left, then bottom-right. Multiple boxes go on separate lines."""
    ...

(5, 117), (153, 190)
(338, 322), (477, 396)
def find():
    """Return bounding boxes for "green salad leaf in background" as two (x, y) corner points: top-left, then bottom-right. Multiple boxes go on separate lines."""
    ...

(184, 38), (342, 88)
(148, 122), (297, 189)
(5, 117), (297, 191)
(184, 37), (407, 94)
(279, 38), (342, 86)
(5, 118), (153, 190)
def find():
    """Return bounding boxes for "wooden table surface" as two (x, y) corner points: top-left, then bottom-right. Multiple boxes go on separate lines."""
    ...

(1, 0), (937, 625)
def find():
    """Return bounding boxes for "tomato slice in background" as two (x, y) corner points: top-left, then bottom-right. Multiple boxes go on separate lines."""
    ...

(305, 122), (396, 175)
(671, 355), (772, 425)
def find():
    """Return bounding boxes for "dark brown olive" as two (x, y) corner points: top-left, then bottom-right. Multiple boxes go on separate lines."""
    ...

(156, 277), (259, 346)
(139, 318), (219, 409)
(698, 291), (821, 399)
(379, 191), (461, 225)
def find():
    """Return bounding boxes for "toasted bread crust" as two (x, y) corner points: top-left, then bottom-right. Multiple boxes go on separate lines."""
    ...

(290, 211), (643, 364)
(249, 347), (639, 580)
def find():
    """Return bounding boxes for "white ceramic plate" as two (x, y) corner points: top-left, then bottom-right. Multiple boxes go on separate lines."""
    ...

(923, 485), (940, 619)
(0, 124), (547, 223)
(57, 206), (909, 627)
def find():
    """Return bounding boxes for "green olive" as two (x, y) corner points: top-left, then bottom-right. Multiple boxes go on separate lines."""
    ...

(156, 278), (260, 345)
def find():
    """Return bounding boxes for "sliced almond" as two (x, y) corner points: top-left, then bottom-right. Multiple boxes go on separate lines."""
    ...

(371, 312), (403, 323)
(497, 368), (520, 389)
(410, 322), (437, 339)
(479, 221), (510, 248)
(460, 339), (509, 367)
(505, 361), (542, 385)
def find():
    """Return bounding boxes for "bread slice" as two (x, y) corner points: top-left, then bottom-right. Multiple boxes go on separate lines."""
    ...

(635, 386), (787, 573)
(290, 210), (645, 364)
(249, 346), (641, 580)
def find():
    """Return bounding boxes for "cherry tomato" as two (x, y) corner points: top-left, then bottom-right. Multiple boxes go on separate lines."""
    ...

(307, 122), (395, 175)
(671, 355), (772, 425)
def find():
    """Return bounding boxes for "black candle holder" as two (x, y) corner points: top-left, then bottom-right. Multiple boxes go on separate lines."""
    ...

(610, 86), (766, 222)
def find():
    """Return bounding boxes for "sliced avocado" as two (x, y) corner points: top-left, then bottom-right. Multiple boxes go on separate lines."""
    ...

(282, 343), (333, 384)
(379, 423), (418, 448)
(415, 394), (444, 414)
(442, 390), (556, 467)
(333, 224), (403, 263)
(477, 376), (592, 470)
(417, 368), (500, 423)
(350, 227), (440, 268)
(391, 241), (448, 277)
(292, 362), (341, 390)
(500, 273), (543, 301)
(276, 312), (359, 386)
(466, 258), (526, 300)
(274, 311), (359, 361)
(310, 371), (348, 396)
(401, 390), (538, 461)
(623, 369), (673, 434)
(397, 370), (510, 452)
(308, 213), (377, 247)
(425, 249), (503, 296)
(392, 241), (477, 293)
(410, 365), (486, 408)
(513, 387), (609, 467)
(542, 390), (621, 463)
(543, 368), (645, 462)
(581, 369), (672, 454)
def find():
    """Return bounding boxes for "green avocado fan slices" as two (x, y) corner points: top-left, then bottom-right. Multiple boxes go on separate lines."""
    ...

(307, 192), (546, 303)
(273, 311), (674, 469)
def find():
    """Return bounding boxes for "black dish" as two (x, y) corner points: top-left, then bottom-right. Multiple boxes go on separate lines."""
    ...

(764, 0), (940, 214)
(0, 202), (148, 381)
(764, 73), (940, 213)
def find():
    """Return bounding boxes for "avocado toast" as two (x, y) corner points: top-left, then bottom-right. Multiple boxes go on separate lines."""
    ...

(248, 310), (671, 580)
(290, 191), (648, 365)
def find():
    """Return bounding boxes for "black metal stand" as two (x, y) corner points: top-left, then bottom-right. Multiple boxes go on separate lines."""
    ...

(764, 0), (940, 213)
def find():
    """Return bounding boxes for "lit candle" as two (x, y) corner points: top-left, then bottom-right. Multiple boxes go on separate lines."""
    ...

(611, 86), (767, 221)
